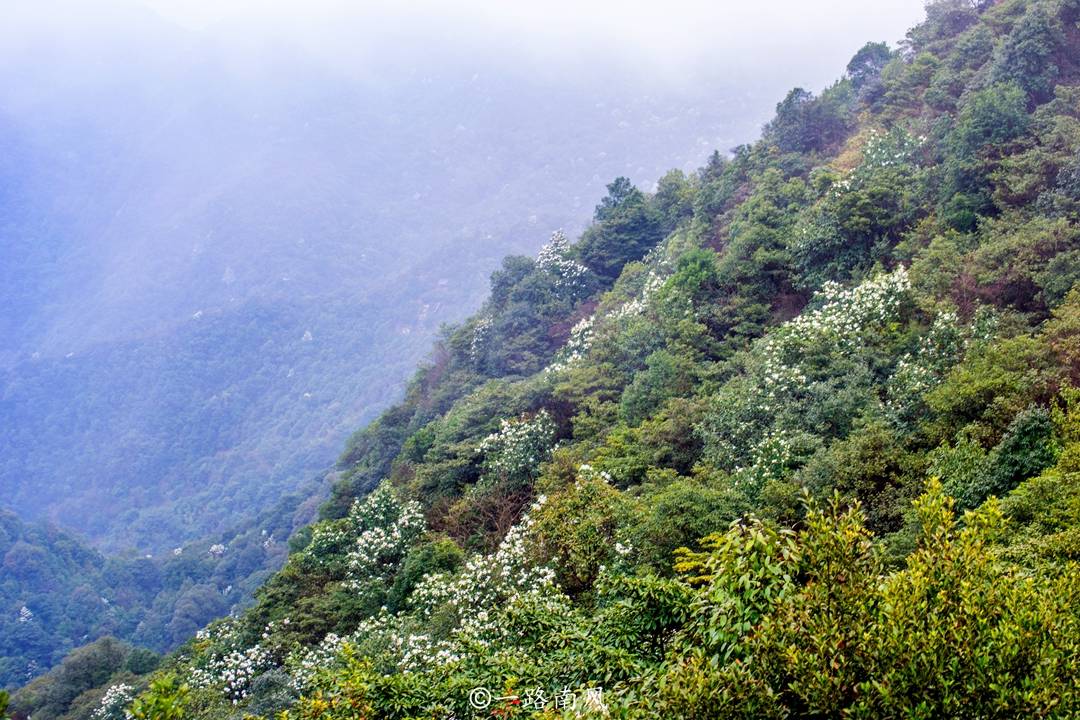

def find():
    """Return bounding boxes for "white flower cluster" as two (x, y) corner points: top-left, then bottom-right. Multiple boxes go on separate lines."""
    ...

(536, 230), (588, 290)
(548, 238), (678, 374)
(190, 642), (273, 704)
(705, 269), (913, 480)
(286, 631), (347, 691)
(781, 266), (911, 350)
(345, 488), (426, 587)
(734, 430), (797, 492)
(860, 127), (923, 172)
(292, 609), (464, 680)
(576, 463), (613, 485)
(470, 315), (493, 363)
(289, 497), (561, 683)
(186, 618), (292, 704)
(886, 307), (997, 421)
(546, 315), (595, 374)
(828, 127), (923, 200)
(753, 268), (910, 403)
(194, 616), (240, 644)
(93, 683), (134, 720)
(306, 522), (352, 563)
(476, 409), (557, 485)
(392, 628), (463, 672)
(412, 495), (556, 621)
(613, 271), (666, 320)
(308, 484), (424, 575)
(17, 605), (32, 623)
(888, 310), (961, 408)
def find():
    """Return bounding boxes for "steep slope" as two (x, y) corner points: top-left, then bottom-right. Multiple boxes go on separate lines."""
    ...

(16, 0), (1080, 717)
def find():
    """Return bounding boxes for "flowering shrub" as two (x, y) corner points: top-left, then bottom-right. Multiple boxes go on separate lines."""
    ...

(285, 632), (349, 691)
(700, 268), (912, 479)
(305, 521), (353, 565)
(770, 266), (911, 355)
(531, 466), (628, 592)
(475, 410), (557, 487)
(793, 128), (923, 287)
(287, 496), (560, 685)
(887, 307), (998, 424)
(546, 315), (595, 373)
(887, 310), (964, 422)
(186, 618), (292, 704)
(536, 230), (589, 290)
(817, 127), (922, 204)
(738, 430), (799, 491)
(612, 270), (667, 321)
(345, 496), (425, 587)
(190, 643), (273, 704)
(470, 315), (493, 363)
(411, 495), (557, 622)
(306, 483), (425, 584)
(859, 126), (924, 171)
(93, 683), (135, 720)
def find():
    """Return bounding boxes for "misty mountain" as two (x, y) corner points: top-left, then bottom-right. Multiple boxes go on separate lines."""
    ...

(10, 0), (1078, 714)
(0, 0), (780, 552)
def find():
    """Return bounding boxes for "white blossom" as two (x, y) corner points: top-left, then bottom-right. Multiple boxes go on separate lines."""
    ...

(93, 683), (135, 720)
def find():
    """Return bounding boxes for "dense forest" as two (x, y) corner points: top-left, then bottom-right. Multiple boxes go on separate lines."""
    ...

(10, 0), (1080, 716)
(0, 476), (325, 689)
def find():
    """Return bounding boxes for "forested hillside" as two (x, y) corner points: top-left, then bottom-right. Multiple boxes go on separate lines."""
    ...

(0, 476), (323, 689)
(12, 0), (1080, 717)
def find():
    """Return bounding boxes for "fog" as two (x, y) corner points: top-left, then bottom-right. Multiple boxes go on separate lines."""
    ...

(138, 0), (924, 84)
(3, 1), (929, 93)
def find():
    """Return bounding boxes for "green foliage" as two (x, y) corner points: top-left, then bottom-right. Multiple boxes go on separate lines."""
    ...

(798, 418), (925, 532)
(673, 519), (799, 664)
(128, 675), (189, 720)
(745, 482), (1080, 718)
(925, 333), (1056, 444)
(630, 478), (740, 570)
(990, 2), (1063, 102)
(942, 82), (1032, 228)
(846, 41), (893, 91)
(386, 538), (464, 612)
(765, 86), (851, 154)
(531, 469), (628, 594)
(34, 2), (1080, 717)
(576, 178), (666, 278)
(10, 637), (157, 720)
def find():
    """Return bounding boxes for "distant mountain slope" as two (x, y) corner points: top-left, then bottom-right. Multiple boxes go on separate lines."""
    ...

(0, 475), (322, 690)
(18, 0), (1078, 717)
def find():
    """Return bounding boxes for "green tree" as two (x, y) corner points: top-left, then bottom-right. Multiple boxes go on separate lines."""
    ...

(576, 178), (666, 278)
(846, 41), (892, 91)
(766, 87), (850, 153)
(128, 675), (189, 720)
(991, 3), (1063, 102)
